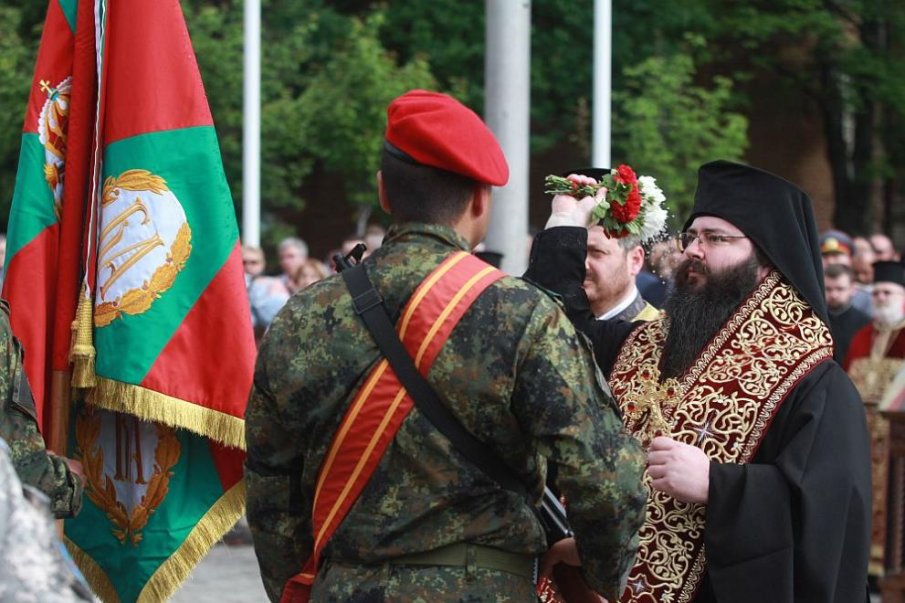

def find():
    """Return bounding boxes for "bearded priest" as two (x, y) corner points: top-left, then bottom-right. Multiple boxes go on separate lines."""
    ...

(525, 160), (871, 603)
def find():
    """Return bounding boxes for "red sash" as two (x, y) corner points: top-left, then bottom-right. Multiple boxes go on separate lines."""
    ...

(280, 252), (504, 603)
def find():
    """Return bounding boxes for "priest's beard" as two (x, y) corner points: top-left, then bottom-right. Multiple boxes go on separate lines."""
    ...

(874, 302), (905, 328)
(660, 255), (761, 379)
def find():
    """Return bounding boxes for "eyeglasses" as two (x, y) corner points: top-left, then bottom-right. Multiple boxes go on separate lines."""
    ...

(676, 231), (748, 251)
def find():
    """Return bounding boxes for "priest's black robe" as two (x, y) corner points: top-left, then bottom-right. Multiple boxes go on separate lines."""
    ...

(524, 226), (872, 603)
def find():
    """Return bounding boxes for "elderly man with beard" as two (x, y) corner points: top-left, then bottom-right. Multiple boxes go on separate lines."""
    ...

(525, 160), (871, 603)
(844, 260), (905, 579)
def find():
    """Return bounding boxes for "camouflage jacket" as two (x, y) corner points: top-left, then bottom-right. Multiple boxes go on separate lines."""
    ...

(0, 303), (83, 518)
(0, 439), (92, 601)
(245, 223), (647, 601)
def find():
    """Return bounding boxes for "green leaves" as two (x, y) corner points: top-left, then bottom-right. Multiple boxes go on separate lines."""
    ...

(613, 53), (748, 221)
(0, 3), (41, 227)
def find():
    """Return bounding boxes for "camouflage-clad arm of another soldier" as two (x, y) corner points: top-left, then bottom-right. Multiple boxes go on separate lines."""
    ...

(0, 313), (83, 519)
(245, 359), (313, 602)
(512, 297), (647, 601)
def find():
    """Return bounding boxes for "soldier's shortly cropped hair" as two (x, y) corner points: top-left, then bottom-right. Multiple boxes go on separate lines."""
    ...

(380, 150), (477, 226)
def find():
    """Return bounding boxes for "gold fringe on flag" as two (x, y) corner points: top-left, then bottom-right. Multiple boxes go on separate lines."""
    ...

(139, 480), (247, 603)
(64, 480), (247, 603)
(70, 285), (97, 388)
(87, 377), (245, 449)
(62, 540), (120, 603)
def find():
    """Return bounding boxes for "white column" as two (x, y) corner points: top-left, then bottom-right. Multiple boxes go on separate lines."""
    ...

(484, 0), (531, 275)
(242, 0), (261, 246)
(592, 0), (611, 167)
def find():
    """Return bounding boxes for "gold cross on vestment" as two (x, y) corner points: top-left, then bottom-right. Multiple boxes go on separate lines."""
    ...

(623, 375), (682, 445)
(40, 79), (53, 94)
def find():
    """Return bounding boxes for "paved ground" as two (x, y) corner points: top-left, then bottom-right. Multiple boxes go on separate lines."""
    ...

(168, 542), (885, 603)
(170, 543), (267, 602)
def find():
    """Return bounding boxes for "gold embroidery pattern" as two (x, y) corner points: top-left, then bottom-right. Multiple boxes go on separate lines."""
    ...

(38, 77), (71, 219)
(75, 408), (181, 546)
(94, 170), (193, 327)
(610, 272), (833, 602)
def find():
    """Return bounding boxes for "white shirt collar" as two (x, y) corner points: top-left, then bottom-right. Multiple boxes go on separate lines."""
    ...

(597, 286), (640, 320)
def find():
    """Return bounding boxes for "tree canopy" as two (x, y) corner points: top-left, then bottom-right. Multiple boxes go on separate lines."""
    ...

(1, 0), (903, 245)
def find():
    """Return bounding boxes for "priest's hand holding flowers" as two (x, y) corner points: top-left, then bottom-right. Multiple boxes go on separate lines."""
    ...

(545, 174), (604, 229)
(544, 165), (668, 244)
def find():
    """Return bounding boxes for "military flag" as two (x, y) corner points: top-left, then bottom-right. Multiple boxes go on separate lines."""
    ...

(5, 0), (256, 601)
(3, 0), (90, 441)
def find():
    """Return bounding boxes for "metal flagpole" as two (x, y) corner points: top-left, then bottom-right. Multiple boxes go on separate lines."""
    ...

(242, 0), (261, 247)
(592, 0), (612, 167)
(484, 0), (531, 275)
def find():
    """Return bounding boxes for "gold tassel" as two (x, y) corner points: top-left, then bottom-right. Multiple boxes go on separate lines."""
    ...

(70, 285), (97, 388)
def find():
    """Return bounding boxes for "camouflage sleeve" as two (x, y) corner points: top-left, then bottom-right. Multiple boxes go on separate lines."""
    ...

(245, 346), (312, 602)
(512, 298), (647, 600)
(0, 314), (83, 519)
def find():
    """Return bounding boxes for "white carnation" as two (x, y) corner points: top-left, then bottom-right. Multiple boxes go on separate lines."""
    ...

(638, 175), (665, 205)
(639, 203), (668, 243)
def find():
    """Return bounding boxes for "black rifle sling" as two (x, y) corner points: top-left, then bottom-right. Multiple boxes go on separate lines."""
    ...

(340, 263), (530, 499)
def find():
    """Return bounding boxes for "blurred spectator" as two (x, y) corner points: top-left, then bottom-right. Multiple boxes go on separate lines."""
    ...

(277, 237), (309, 294)
(819, 229), (854, 268)
(364, 224), (386, 256)
(825, 264), (872, 364)
(853, 236), (873, 259)
(295, 259), (329, 290)
(244, 244), (290, 340)
(870, 233), (899, 261)
(851, 248), (876, 286)
(843, 260), (905, 576)
(820, 229), (872, 314)
(648, 238), (681, 281)
(639, 238), (681, 308)
(242, 245), (266, 279)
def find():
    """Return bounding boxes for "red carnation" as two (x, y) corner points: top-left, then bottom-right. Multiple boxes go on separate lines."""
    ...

(610, 184), (642, 223)
(615, 164), (638, 186)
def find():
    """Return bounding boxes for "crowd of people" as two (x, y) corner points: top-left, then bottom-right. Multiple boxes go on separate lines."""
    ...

(242, 226), (387, 340)
(242, 88), (903, 603)
(3, 86), (905, 603)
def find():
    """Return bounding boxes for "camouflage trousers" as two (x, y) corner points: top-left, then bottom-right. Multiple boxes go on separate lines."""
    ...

(310, 559), (540, 602)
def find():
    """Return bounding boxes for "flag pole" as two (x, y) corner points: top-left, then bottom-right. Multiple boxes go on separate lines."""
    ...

(48, 0), (101, 454)
(47, 372), (72, 454)
(242, 0), (261, 247)
(592, 0), (612, 167)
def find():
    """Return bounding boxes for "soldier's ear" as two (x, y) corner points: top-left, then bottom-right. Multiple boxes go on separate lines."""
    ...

(377, 171), (391, 214)
(469, 184), (490, 219)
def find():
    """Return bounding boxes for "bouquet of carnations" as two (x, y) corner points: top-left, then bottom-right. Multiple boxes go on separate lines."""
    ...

(545, 164), (668, 243)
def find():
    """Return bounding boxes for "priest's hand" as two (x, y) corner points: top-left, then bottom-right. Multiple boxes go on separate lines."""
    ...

(646, 436), (710, 504)
(544, 175), (603, 229)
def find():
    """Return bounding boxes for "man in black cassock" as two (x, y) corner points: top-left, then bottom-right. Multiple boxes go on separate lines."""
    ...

(526, 160), (871, 603)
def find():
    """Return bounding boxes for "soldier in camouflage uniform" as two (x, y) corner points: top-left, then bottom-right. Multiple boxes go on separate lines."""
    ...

(0, 301), (84, 518)
(0, 438), (93, 602)
(245, 90), (647, 602)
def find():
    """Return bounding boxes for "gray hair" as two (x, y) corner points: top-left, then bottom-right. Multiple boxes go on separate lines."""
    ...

(278, 237), (308, 257)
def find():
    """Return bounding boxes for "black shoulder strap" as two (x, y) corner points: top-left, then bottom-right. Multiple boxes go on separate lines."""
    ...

(340, 263), (529, 498)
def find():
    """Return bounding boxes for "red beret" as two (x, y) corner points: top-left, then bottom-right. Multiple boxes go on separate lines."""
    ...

(385, 90), (509, 186)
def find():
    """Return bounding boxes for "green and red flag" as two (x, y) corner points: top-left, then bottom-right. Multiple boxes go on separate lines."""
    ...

(3, 0), (88, 438)
(6, 0), (256, 601)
